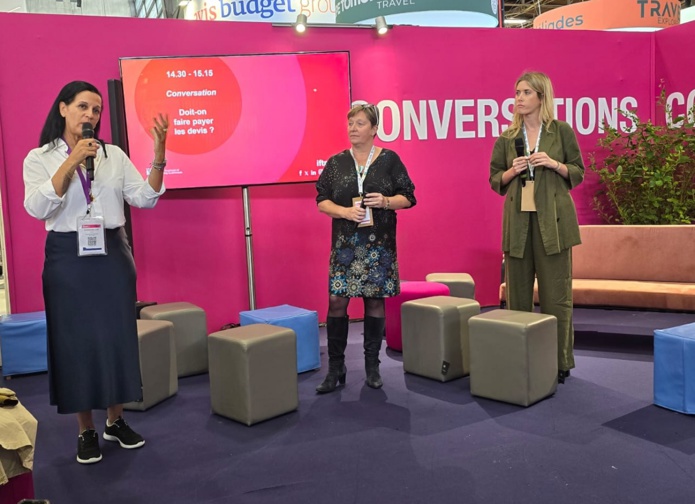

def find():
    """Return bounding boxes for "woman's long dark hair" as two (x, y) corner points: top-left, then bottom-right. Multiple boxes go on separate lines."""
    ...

(38, 81), (103, 147)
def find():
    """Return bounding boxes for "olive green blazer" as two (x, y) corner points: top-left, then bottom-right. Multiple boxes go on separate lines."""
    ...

(489, 120), (585, 258)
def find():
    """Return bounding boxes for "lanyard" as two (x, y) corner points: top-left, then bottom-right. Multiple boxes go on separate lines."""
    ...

(350, 145), (376, 195)
(522, 123), (543, 180)
(75, 166), (93, 211)
(65, 139), (93, 210)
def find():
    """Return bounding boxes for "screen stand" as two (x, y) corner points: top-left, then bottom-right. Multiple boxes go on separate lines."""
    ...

(242, 186), (257, 310)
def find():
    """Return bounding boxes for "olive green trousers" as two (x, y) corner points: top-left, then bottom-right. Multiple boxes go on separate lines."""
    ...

(505, 213), (575, 371)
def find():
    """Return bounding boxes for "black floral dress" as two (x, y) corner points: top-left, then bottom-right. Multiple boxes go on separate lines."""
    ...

(316, 148), (416, 298)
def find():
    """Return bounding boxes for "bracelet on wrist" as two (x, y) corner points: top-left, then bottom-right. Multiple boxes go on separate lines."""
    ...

(555, 160), (561, 171)
(150, 159), (167, 171)
(384, 197), (390, 210)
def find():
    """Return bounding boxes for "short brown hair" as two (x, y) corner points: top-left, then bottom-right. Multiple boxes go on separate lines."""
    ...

(347, 103), (379, 127)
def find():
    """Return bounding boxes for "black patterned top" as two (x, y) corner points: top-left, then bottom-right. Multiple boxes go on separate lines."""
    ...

(316, 148), (416, 298)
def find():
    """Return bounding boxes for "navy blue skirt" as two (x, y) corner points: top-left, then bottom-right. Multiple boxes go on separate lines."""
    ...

(43, 228), (142, 414)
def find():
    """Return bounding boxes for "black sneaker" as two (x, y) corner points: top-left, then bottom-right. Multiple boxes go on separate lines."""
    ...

(103, 417), (145, 449)
(77, 429), (102, 464)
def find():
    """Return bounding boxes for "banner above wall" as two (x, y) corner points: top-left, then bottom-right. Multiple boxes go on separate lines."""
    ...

(183, 0), (500, 27)
(184, 0), (336, 23)
(336, 0), (499, 27)
(533, 0), (680, 31)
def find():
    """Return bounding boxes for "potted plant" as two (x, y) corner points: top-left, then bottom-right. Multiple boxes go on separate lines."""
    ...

(589, 92), (695, 224)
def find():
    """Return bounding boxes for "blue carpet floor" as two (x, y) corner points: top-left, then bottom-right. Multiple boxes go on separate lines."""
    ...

(3, 317), (695, 504)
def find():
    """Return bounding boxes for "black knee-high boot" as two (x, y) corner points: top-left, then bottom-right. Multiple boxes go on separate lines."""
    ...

(363, 316), (385, 389)
(316, 316), (349, 393)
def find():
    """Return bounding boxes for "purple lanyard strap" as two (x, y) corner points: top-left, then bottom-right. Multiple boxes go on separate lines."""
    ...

(65, 140), (92, 207)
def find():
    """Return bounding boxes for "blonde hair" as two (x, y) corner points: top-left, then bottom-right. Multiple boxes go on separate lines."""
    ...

(504, 71), (556, 138)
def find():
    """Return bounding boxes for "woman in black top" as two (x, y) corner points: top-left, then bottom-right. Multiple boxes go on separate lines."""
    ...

(315, 103), (416, 393)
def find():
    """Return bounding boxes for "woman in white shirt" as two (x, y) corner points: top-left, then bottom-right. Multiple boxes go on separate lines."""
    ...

(23, 81), (169, 465)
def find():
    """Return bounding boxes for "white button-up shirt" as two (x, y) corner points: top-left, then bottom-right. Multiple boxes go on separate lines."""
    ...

(24, 139), (165, 232)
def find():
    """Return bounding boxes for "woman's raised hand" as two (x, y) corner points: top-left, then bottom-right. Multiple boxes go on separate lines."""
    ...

(152, 113), (169, 152)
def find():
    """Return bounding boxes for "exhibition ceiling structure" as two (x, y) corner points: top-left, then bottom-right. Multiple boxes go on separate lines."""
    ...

(2, 1), (693, 28)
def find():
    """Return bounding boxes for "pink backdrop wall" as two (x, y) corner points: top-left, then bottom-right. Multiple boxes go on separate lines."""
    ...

(1, 14), (690, 331)
(654, 21), (695, 127)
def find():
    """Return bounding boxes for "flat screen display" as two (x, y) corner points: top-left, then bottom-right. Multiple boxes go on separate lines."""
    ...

(119, 52), (351, 189)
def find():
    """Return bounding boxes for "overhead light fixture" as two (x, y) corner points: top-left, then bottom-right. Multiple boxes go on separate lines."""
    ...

(274, 18), (373, 31)
(504, 18), (530, 26)
(375, 16), (389, 35)
(174, 0), (191, 18)
(295, 13), (308, 33)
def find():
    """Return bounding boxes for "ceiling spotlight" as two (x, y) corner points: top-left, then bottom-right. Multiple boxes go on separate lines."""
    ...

(504, 18), (530, 26)
(295, 13), (308, 33)
(375, 16), (389, 35)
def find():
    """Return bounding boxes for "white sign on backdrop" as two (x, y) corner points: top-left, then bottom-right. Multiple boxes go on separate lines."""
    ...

(184, 0), (337, 23)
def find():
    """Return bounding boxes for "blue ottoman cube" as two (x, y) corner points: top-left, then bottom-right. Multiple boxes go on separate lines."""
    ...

(240, 305), (320, 373)
(0, 311), (48, 377)
(654, 323), (695, 414)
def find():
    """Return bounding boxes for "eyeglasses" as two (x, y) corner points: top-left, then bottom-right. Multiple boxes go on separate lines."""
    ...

(351, 100), (380, 126)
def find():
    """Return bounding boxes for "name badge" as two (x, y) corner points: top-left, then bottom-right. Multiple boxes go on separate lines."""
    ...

(352, 196), (373, 228)
(521, 180), (537, 212)
(77, 215), (107, 256)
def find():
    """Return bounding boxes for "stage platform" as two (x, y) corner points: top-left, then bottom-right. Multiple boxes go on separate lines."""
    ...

(573, 307), (695, 337)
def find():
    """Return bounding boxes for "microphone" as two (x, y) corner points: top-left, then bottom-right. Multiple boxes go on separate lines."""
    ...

(514, 137), (527, 185)
(361, 183), (374, 209)
(82, 122), (95, 181)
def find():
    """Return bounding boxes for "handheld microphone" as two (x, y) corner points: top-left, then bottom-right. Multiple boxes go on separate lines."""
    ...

(361, 183), (374, 209)
(514, 137), (527, 185)
(82, 122), (95, 182)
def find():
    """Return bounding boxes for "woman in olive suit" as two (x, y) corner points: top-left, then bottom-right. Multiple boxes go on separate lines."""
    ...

(489, 71), (585, 383)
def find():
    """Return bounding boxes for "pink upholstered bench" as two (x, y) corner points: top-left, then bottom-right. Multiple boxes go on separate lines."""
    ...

(385, 281), (450, 351)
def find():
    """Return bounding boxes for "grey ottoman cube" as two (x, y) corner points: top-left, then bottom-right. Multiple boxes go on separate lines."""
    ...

(124, 319), (178, 411)
(140, 302), (208, 377)
(469, 309), (557, 407)
(208, 323), (298, 426)
(426, 273), (476, 299)
(401, 296), (480, 381)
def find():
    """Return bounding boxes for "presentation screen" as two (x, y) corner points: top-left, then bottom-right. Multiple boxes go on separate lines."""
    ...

(119, 52), (351, 189)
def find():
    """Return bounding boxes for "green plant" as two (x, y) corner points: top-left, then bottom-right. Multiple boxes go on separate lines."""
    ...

(589, 93), (695, 224)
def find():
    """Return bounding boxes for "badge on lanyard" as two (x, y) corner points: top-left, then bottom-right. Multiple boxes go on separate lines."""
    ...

(352, 196), (373, 227)
(77, 214), (107, 256)
(74, 159), (107, 256)
(521, 181), (537, 212)
(520, 124), (542, 212)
